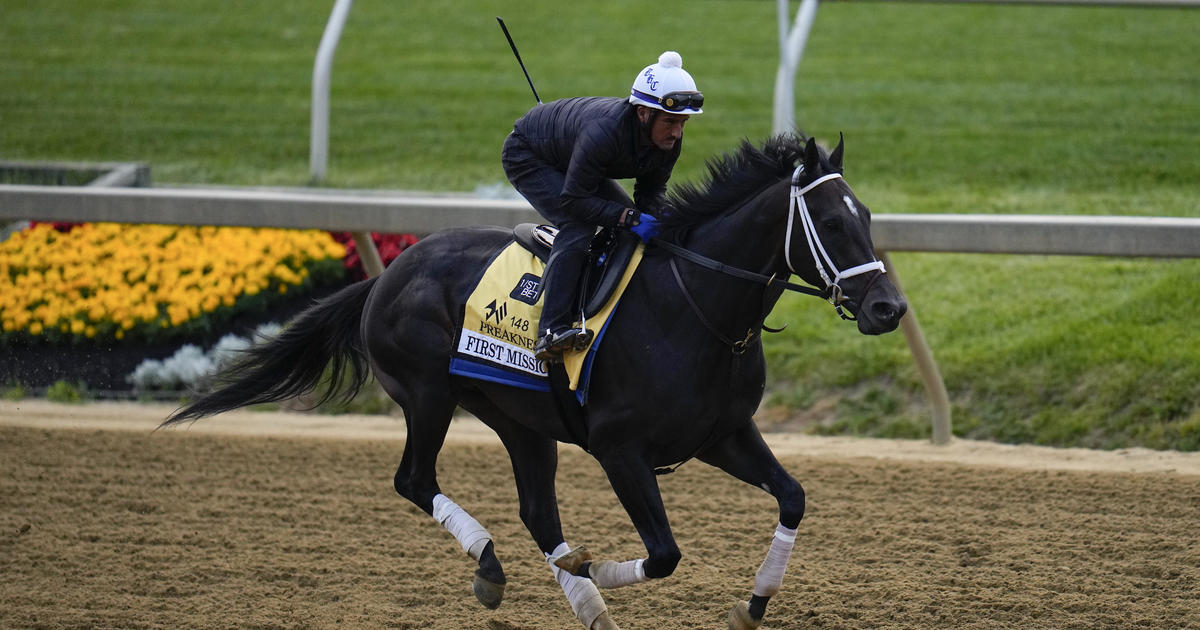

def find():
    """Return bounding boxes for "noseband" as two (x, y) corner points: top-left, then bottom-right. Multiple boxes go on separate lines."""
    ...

(785, 168), (886, 320)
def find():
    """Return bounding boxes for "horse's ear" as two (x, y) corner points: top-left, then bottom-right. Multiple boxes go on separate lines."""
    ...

(802, 136), (821, 173)
(830, 132), (845, 172)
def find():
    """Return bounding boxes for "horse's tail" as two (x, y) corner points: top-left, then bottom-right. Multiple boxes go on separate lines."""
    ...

(160, 276), (379, 428)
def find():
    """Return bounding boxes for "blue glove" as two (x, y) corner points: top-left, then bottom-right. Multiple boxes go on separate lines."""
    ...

(630, 214), (659, 243)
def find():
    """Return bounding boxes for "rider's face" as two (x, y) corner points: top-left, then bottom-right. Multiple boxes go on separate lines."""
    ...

(638, 107), (690, 151)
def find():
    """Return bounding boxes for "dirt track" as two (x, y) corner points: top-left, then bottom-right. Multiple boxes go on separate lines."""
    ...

(2, 401), (1199, 629)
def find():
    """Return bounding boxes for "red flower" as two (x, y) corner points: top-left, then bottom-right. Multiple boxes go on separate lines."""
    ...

(330, 232), (420, 280)
(29, 221), (81, 233)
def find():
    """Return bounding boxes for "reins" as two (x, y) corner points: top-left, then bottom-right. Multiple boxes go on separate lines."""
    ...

(652, 239), (826, 299)
(657, 246), (796, 354)
(667, 258), (760, 353)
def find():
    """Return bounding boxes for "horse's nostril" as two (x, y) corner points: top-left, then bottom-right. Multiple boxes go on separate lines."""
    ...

(872, 301), (902, 324)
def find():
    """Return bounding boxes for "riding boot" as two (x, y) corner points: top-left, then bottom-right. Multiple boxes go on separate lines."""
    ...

(534, 243), (590, 362)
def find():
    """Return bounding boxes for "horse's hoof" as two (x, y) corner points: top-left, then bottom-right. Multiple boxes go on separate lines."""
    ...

(472, 569), (505, 610)
(553, 545), (593, 574)
(728, 600), (761, 630)
(590, 610), (620, 630)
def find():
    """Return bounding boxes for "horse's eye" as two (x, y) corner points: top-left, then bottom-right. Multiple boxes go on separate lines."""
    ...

(822, 218), (842, 232)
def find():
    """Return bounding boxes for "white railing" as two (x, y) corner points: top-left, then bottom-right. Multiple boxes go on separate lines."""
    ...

(3, 184), (1199, 443)
(4, 185), (1197, 256)
(0, 185), (540, 234)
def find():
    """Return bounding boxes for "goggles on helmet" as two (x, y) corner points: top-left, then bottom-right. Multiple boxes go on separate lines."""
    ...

(631, 89), (704, 113)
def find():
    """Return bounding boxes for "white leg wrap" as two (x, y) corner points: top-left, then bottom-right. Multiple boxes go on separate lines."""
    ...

(590, 559), (647, 589)
(431, 494), (491, 560)
(752, 522), (797, 598)
(547, 543), (607, 628)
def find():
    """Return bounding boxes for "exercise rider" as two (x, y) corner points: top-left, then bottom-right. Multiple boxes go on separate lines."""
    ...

(501, 50), (704, 362)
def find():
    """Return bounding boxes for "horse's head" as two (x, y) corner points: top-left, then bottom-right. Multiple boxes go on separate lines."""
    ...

(660, 134), (906, 337)
(784, 135), (907, 335)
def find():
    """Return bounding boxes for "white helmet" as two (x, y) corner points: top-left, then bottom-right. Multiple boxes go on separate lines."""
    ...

(628, 51), (704, 114)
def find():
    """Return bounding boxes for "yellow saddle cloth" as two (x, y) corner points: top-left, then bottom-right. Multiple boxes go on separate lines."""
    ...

(450, 240), (643, 395)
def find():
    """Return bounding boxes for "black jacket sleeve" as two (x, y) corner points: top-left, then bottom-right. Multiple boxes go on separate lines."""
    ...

(558, 119), (631, 227)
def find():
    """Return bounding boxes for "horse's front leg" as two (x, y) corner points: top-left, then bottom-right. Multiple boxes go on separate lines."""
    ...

(697, 421), (805, 630)
(464, 395), (620, 630)
(559, 444), (680, 589)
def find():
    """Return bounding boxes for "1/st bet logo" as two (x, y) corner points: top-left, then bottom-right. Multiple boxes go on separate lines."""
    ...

(510, 273), (543, 305)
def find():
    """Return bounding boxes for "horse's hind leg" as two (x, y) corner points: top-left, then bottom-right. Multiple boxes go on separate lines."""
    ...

(378, 371), (507, 609)
(697, 422), (805, 630)
(461, 394), (617, 630)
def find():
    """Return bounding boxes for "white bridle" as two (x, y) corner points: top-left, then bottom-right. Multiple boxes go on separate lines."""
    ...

(784, 167), (886, 306)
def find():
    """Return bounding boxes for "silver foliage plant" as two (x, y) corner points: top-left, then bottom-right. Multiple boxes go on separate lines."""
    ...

(127, 322), (282, 391)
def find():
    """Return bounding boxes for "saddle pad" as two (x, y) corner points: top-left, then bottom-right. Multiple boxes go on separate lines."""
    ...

(449, 241), (644, 400)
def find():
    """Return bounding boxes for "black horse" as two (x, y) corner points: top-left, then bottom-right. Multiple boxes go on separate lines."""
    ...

(162, 134), (906, 630)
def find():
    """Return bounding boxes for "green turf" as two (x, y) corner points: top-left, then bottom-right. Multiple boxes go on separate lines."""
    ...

(2, 1), (1198, 448)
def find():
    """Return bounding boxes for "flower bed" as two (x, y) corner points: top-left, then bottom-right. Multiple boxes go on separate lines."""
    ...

(0, 222), (426, 393)
(1, 223), (347, 346)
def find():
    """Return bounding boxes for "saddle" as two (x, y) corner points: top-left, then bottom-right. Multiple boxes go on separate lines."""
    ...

(449, 224), (644, 425)
(512, 223), (640, 319)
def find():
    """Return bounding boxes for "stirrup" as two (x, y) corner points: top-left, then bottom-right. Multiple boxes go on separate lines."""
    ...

(570, 328), (595, 351)
(534, 328), (592, 362)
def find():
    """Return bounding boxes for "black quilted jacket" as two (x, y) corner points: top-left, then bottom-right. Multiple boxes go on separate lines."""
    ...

(509, 96), (680, 226)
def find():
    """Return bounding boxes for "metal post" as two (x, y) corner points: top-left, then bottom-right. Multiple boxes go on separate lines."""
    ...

(311, 0), (355, 183)
(773, 0), (820, 135)
(310, 0), (384, 277)
(878, 251), (953, 444)
(351, 231), (386, 278)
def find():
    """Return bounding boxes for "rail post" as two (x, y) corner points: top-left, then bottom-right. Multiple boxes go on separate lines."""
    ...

(310, 0), (384, 277)
(879, 251), (952, 444)
(772, 0), (820, 134)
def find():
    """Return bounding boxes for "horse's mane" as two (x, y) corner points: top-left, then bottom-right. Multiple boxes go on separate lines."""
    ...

(660, 133), (809, 230)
